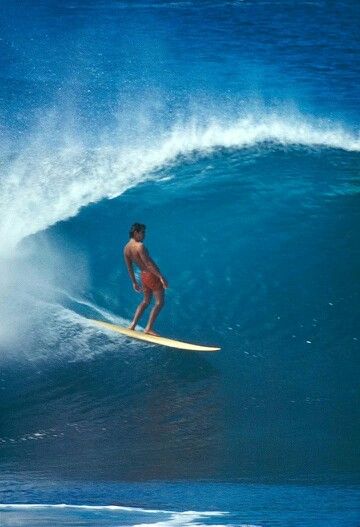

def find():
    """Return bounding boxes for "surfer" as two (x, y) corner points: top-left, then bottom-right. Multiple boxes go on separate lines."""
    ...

(124, 223), (168, 336)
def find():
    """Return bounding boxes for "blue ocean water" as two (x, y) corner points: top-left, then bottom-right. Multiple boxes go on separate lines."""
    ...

(0, 1), (359, 525)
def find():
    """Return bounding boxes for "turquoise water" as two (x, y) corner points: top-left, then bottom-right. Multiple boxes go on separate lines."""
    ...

(0, 0), (359, 525)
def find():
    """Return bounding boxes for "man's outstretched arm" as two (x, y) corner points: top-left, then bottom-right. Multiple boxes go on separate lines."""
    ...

(124, 251), (142, 291)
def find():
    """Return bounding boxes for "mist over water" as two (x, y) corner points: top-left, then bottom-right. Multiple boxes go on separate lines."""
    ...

(1, 1), (359, 525)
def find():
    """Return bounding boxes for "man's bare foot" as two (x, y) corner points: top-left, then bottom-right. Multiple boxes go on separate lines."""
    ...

(128, 324), (136, 331)
(144, 328), (160, 336)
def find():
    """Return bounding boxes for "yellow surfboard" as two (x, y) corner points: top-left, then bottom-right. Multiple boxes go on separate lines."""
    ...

(90, 319), (220, 352)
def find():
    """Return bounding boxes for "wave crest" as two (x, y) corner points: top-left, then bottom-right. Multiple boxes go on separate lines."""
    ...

(0, 113), (359, 253)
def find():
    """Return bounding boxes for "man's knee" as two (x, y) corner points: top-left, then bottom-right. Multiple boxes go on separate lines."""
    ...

(141, 299), (150, 308)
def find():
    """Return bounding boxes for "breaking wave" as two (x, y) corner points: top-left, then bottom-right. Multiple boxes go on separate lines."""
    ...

(0, 112), (359, 253)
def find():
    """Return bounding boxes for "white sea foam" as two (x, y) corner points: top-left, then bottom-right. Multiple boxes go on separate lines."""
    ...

(0, 504), (241, 527)
(0, 236), (90, 354)
(22, 302), (141, 362)
(0, 112), (359, 254)
(53, 288), (131, 326)
(0, 233), (143, 356)
(0, 503), (172, 513)
(131, 510), (233, 527)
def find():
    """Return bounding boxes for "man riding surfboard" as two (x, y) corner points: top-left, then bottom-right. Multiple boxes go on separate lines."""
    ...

(124, 223), (168, 336)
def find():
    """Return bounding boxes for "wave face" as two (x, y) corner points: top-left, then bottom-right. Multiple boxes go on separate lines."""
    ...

(1, 143), (359, 483)
(0, 0), (359, 518)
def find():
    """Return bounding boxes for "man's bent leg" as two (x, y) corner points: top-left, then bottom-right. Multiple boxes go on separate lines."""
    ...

(129, 287), (152, 330)
(144, 288), (164, 336)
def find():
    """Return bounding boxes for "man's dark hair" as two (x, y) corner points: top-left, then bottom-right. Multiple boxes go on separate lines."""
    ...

(129, 223), (146, 239)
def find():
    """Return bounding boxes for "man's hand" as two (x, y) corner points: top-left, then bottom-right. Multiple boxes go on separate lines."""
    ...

(160, 276), (168, 289)
(133, 281), (143, 292)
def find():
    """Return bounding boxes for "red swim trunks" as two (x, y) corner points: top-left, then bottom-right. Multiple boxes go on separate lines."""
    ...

(141, 271), (162, 291)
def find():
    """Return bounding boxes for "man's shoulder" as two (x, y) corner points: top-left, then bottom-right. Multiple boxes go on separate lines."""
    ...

(133, 241), (144, 248)
(124, 240), (135, 253)
(124, 240), (144, 251)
